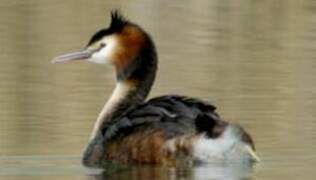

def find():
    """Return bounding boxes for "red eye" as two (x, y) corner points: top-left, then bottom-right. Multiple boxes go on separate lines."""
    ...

(100, 43), (106, 48)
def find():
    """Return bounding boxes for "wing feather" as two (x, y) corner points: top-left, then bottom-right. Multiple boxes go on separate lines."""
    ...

(102, 95), (220, 141)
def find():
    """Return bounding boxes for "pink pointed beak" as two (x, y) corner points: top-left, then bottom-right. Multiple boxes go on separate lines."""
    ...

(51, 49), (94, 64)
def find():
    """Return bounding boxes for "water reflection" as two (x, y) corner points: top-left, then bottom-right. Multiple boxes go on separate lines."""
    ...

(91, 161), (255, 180)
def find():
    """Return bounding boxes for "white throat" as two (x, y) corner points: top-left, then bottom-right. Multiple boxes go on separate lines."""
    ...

(89, 81), (134, 140)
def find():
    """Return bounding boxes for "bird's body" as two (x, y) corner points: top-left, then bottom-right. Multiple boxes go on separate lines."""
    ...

(94, 95), (255, 165)
(52, 11), (259, 167)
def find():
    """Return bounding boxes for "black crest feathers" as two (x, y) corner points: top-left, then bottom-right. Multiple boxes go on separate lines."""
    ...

(87, 10), (129, 46)
(109, 10), (128, 32)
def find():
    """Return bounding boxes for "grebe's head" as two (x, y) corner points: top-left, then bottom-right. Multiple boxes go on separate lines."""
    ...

(52, 10), (156, 80)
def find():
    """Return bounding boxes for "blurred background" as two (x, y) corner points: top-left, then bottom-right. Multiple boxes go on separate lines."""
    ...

(0, 0), (316, 180)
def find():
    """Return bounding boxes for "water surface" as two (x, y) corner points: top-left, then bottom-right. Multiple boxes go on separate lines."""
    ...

(1, 0), (316, 179)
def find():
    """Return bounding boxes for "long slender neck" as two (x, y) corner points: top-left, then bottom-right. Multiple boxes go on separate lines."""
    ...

(83, 31), (157, 167)
(89, 37), (157, 140)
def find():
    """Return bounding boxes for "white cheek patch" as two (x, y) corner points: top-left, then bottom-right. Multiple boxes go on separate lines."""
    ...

(88, 36), (119, 64)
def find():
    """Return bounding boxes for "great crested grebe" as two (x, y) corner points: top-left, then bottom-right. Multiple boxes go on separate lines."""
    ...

(52, 11), (259, 167)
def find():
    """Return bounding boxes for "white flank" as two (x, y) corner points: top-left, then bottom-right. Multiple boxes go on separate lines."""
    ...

(192, 126), (254, 162)
(244, 145), (260, 162)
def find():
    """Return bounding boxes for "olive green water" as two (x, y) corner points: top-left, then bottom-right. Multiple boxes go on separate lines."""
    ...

(1, 0), (316, 180)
